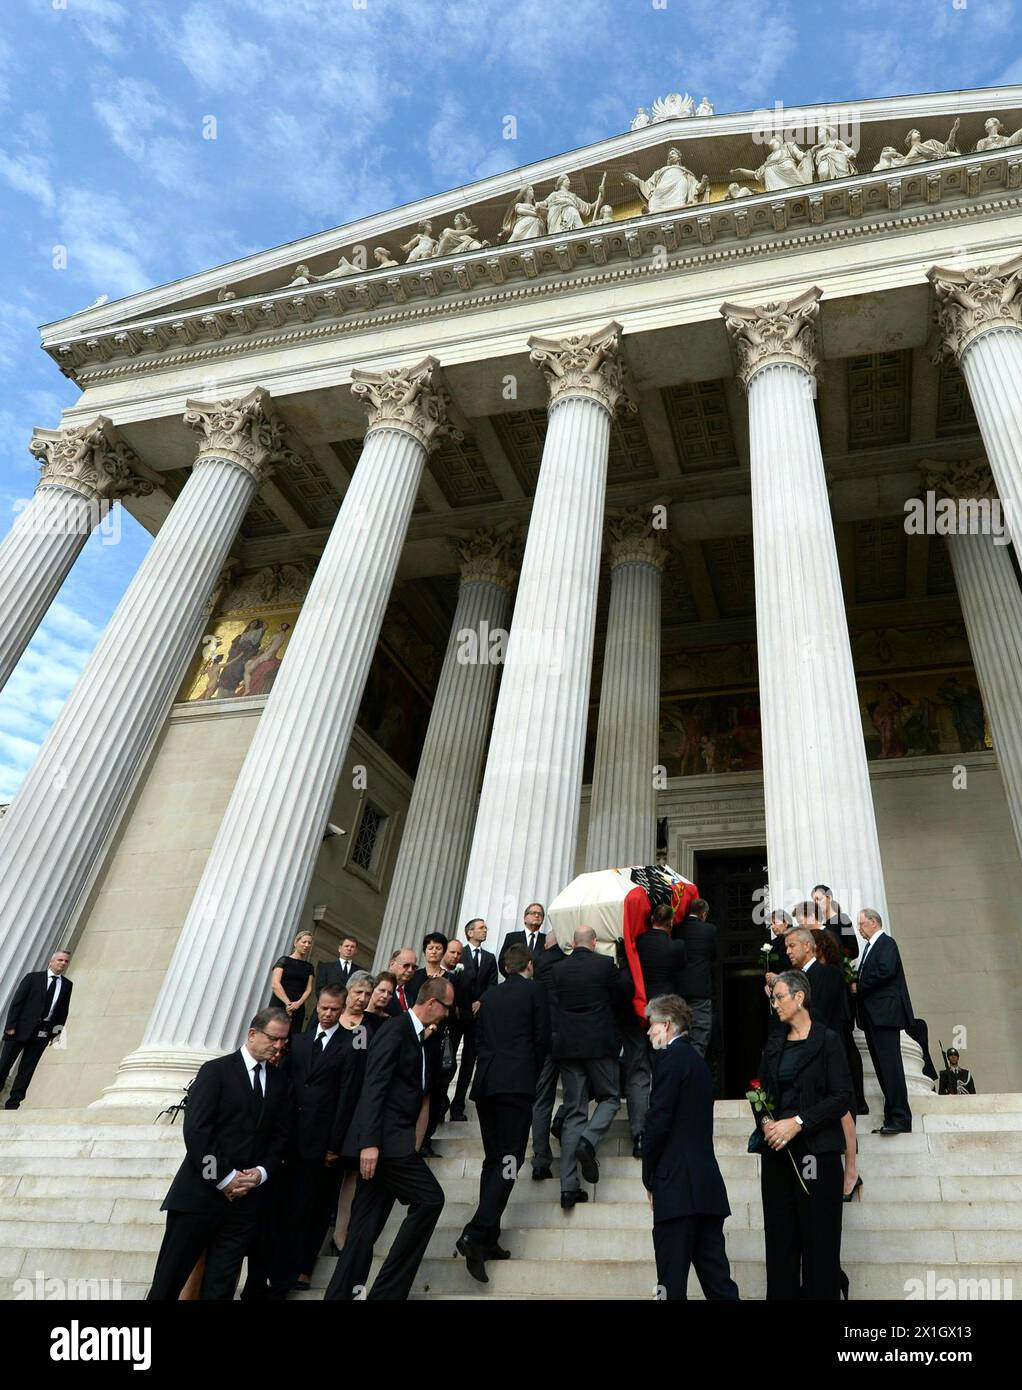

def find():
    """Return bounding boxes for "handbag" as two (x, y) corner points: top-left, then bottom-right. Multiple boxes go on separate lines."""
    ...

(440, 1030), (456, 1074)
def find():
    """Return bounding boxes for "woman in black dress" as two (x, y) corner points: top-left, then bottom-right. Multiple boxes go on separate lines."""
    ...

(406, 933), (454, 1153)
(754, 968), (853, 1300)
(331, 970), (378, 1253)
(268, 930), (315, 1034)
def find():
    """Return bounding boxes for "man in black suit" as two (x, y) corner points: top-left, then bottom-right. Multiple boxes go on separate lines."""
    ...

(673, 898), (717, 1059)
(938, 1048), (976, 1094)
(644, 994), (739, 1300)
(147, 1007), (293, 1300)
(449, 918), (498, 1120)
(274, 984), (357, 1292)
(383, 947), (418, 1015)
(637, 904), (687, 1004)
(784, 927), (847, 1033)
(853, 908), (913, 1134)
(456, 945), (550, 1281)
(551, 928), (632, 1208)
(498, 902), (547, 976)
(315, 934), (360, 994)
(1, 950), (74, 1109)
(325, 977), (454, 1300)
(529, 929), (567, 1179)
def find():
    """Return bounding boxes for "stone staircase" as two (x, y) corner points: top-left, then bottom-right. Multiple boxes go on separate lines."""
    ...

(1, 1095), (1020, 1300)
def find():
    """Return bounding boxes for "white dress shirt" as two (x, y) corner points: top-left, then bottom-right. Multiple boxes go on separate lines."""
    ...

(408, 1008), (427, 1091)
(44, 971), (63, 1019)
(313, 1022), (339, 1049)
(859, 929), (885, 968)
(216, 1044), (270, 1191)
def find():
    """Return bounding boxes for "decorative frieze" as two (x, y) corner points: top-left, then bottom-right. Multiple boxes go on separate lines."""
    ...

(28, 417), (154, 503)
(928, 254), (1022, 362)
(720, 285), (822, 388)
(184, 387), (301, 484)
(605, 506), (669, 570)
(922, 456), (996, 501)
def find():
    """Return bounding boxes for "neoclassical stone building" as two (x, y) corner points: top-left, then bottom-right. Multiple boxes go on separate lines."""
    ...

(4, 82), (1022, 1118)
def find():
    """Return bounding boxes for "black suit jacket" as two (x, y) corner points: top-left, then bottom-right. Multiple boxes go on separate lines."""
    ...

(343, 1013), (427, 1158)
(549, 949), (632, 1060)
(5, 971), (73, 1042)
(315, 958), (358, 994)
(461, 945), (498, 1000)
(753, 1025), (853, 1155)
(498, 931), (545, 976)
(672, 916), (717, 1000)
(824, 913), (859, 962)
(534, 942), (567, 986)
(162, 1051), (291, 1215)
(856, 932), (913, 1031)
(938, 1066), (976, 1095)
(804, 960), (847, 1033)
(471, 974), (550, 1099)
(636, 930), (688, 1001)
(643, 1037), (731, 1222)
(285, 1025), (369, 1159)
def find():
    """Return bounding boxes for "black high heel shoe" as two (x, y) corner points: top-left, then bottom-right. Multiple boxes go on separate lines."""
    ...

(842, 1176), (863, 1203)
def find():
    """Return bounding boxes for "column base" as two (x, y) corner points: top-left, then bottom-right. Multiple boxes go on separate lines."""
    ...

(90, 1046), (222, 1112)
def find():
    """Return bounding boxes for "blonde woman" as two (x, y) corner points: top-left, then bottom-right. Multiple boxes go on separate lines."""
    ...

(269, 930), (315, 1033)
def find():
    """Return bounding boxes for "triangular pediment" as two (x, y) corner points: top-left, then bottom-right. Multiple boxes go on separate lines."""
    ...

(41, 83), (1022, 352)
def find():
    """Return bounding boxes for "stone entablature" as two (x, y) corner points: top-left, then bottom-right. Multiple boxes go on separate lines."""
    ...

(45, 144), (1022, 384)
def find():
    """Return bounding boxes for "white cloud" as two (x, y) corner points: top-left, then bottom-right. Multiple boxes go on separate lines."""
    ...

(57, 0), (131, 58)
(57, 185), (156, 297)
(0, 147), (55, 209)
(154, 1), (270, 92)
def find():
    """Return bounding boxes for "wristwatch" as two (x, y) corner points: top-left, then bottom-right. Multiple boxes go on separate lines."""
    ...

(793, 1115), (804, 1128)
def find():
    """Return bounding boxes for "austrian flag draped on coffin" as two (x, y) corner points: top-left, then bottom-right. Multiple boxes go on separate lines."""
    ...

(547, 865), (697, 1021)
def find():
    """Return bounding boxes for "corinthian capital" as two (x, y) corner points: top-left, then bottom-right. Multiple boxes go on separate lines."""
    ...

(449, 527), (521, 590)
(183, 387), (301, 484)
(605, 507), (669, 570)
(720, 286), (822, 389)
(928, 254), (1022, 362)
(921, 456), (997, 502)
(528, 321), (633, 414)
(351, 356), (459, 452)
(29, 417), (155, 503)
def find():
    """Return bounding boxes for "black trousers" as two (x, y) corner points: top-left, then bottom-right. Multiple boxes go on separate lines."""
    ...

(761, 1147), (844, 1300)
(324, 1153), (444, 1300)
(841, 1019), (866, 1111)
(653, 1214), (740, 1301)
(148, 1201), (260, 1300)
(863, 1021), (912, 1129)
(0, 1035), (49, 1103)
(451, 1017), (477, 1114)
(463, 1094), (532, 1247)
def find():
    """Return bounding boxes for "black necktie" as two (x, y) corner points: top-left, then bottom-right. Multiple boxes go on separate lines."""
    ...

(528, 934), (536, 953)
(44, 975), (57, 1016)
(316, 1030), (327, 1051)
(474, 949), (480, 968)
(252, 1063), (263, 1108)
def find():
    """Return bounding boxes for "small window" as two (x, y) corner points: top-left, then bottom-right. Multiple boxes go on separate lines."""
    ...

(351, 803), (386, 873)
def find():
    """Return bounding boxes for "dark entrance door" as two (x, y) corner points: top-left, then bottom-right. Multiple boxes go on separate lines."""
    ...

(692, 848), (769, 1099)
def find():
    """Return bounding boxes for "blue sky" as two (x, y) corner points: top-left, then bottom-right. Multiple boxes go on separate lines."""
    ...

(0, 0), (1020, 799)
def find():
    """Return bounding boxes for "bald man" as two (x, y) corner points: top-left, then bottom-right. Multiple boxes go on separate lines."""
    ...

(549, 928), (633, 1209)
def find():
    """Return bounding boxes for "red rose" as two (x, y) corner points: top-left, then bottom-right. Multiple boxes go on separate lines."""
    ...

(749, 1078), (762, 1090)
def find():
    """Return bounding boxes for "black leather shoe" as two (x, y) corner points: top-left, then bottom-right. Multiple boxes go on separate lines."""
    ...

(531, 1165), (553, 1180)
(878, 1125), (911, 1136)
(449, 1110), (468, 1122)
(550, 1115), (564, 1143)
(560, 1190), (588, 1209)
(484, 1243), (511, 1260)
(577, 1136), (600, 1184)
(455, 1236), (488, 1283)
(420, 1140), (437, 1157)
(856, 1104), (870, 1116)
(632, 1133), (643, 1159)
(3, 1100), (19, 1110)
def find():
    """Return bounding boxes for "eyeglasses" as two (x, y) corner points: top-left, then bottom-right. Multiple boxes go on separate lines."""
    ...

(256, 1029), (288, 1044)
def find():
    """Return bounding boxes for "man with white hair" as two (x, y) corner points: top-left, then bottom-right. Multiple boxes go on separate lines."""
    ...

(549, 927), (632, 1209)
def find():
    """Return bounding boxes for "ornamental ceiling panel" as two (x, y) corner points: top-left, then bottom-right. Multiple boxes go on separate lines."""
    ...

(284, 453), (342, 529)
(702, 534), (755, 618)
(854, 516), (908, 603)
(491, 407), (657, 495)
(847, 350), (911, 450)
(429, 430), (502, 508)
(935, 358), (979, 438)
(241, 495), (289, 539)
(328, 439), (429, 513)
(660, 379), (739, 473)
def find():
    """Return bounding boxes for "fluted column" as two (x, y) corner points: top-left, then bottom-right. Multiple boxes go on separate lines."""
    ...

(457, 323), (628, 951)
(101, 358), (454, 1107)
(585, 509), (665, 869)
(924, 457), (1022, 859)
(374, 532), (517, 968)
(721, 288), (889, 924)
(928, 255), (1022, 557)
(0, 390), (297, 1028)
(0, 418), (154, 692)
